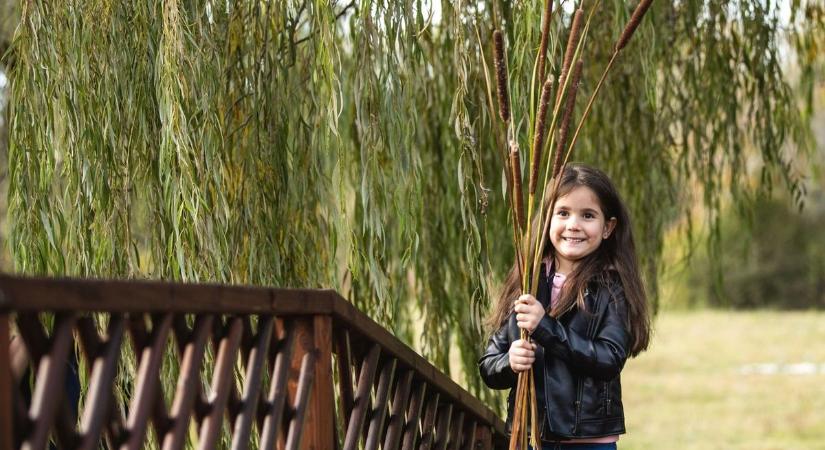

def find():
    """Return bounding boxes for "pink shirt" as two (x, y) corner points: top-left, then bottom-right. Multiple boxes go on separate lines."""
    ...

(546, 263), (620, 444)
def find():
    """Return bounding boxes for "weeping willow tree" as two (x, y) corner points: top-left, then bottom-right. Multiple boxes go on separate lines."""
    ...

(4, 0), (822, 407)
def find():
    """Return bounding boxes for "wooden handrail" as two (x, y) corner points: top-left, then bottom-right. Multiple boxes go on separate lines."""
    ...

(0, 274), (507, 450)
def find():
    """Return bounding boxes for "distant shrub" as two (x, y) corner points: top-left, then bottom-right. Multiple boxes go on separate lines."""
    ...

(689, 192), (825, 309)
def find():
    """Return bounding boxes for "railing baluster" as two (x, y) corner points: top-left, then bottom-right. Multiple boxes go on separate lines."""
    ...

(343, 344), (381, 450)
(15, 315), (48, 365)
(401, 382), (427, 450)
(284, 351), (317, 450)
(163, 315), (213, 450)
(447, 411), (464, 450)
(78, 315), (124, 450)
(14, 313), (67, 447)
(461, 420), (477, 450)
(231, 316), (273, 450)
(198, 317), (243, 450)
(335, 328), (354, 434)
(122, 313), (173, 450)
(227, 317), (254, 425)
(9, 333), (28, 383)
(7, 329), (32, 444)
(473, 425), (492, 450)
(417, 392), (440, 450)
(383, 370), (414, 450)
(364, 358), (397, 450)
(259, 321), (296, 450)
(23, 313), (77, 450)
(433, 404), (453, 450)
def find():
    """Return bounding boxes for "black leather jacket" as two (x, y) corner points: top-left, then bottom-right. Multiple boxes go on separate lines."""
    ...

(478, 268), (631, 442)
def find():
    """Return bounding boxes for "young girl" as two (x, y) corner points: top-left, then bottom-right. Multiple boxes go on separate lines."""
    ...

(479, 164), (651, 450)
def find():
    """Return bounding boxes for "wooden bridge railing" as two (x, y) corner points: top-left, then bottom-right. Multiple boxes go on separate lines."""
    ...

(0, 275), (506, 450)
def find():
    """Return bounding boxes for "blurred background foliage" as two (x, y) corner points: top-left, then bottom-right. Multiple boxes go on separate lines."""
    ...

(663, 86), (825, 311)
(0, 0), (823, 409)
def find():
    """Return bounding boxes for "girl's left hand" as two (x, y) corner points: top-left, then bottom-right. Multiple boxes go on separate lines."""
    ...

(514, 294), (545, 334)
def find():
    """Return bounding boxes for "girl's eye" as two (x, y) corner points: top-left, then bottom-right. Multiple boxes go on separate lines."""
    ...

(584, 213), (594, 219)
(556, 210), (569, 217)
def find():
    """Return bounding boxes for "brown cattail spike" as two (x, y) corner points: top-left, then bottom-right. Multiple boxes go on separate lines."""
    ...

(557, 9), (584, 106)
(554, 60), (583, 178)
(616, 0), (653, 51)
(493, 30), (511, 122)
(509, 142), (525, 232)
(536, 0), (553, 86)
(530, 79), (553, 194)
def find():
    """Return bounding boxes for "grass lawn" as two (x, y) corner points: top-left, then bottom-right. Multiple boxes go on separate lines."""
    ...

(620, 310), (825, 450)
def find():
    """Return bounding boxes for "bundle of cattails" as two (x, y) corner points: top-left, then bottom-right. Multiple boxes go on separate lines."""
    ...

(487, 1), (656, 449)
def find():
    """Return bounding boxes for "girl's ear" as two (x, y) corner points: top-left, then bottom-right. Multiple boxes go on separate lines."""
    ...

(603, 217), (617, 239)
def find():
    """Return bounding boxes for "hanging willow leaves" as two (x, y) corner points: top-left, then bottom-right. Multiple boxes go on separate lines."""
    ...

(5, 0), (821, 417)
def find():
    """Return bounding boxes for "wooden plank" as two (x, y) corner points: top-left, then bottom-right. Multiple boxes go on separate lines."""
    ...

(460, 420), (476, 450)
(334, 328), (354, 434)
(198, 317), (243, 450)
(400, 382), (427, 450)
(308, 315), (335, 450)
(231, 316), (274, 450)
(284, 351), (316, 450)
(382, 370), (414, 450)
(342, 344), (380, 450)
(9, 331), (29, 382)
(23, 314), (76, 450)
(121, 313), (173, 450)
(364, 358), (397, 450)
(78, 315), (125, 450)
(473, 425), (492, 450)
(0, 313), (12, 450)
(417, 392), (440, 450)
(0, 275), (337, 316)
(259, 321), (296, 450)
(15, 314), (48, 364)
(162, 315), (213, 450)
(432, 404), (453, 450)
(446, 411), (464, 450)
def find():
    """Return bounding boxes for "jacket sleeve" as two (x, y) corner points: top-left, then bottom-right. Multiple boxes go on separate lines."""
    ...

(530, 283), (630, 380)
(478, 316), (518, 389)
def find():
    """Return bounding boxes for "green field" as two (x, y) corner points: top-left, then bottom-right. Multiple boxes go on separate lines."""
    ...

(620, 310), (825, 450)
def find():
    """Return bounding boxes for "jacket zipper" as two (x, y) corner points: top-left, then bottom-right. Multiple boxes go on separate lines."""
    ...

(576, 286), (600, 434)
(573, 379), (583, 434)
(604, 381), (611, 415)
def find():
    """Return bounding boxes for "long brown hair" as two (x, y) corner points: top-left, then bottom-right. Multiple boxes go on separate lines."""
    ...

(485, 164), (651, 357)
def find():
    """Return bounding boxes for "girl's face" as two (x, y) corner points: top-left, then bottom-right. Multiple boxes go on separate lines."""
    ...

(549, 186), (617, 274)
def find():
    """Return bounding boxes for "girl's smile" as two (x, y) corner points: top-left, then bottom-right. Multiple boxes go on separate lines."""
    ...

(549, 186), (616, 273)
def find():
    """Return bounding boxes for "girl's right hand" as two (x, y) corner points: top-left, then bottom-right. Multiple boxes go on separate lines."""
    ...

(509, 339), (536, 372)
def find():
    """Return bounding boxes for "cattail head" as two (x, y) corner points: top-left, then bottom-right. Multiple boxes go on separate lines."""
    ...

(616, 0), (653, 51)
(530, 78), (554, 194)
(554, 59), (584, 178)
(493, 30), (511, 122)
(509, 141), (525, 232)
(536, 0), (554, 86)
(557, 9), (584, 106)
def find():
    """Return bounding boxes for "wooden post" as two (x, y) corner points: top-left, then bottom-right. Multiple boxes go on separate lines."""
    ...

(473, 425), (492, 450)
(287, 316), (334, 450)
